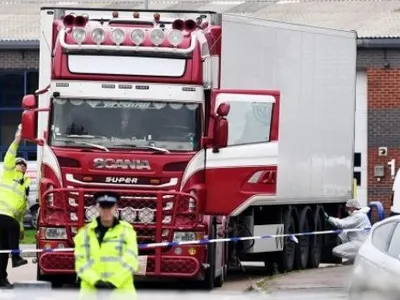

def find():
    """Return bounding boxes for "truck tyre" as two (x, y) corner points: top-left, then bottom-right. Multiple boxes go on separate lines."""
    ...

(279, 208), (296, 272)
(321, 208), (342, 264)
(295, 206), (311, 270)
(308, 207), (323, 268)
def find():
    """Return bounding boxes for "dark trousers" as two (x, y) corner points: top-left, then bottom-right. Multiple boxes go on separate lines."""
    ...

(0, 214), (20, 279)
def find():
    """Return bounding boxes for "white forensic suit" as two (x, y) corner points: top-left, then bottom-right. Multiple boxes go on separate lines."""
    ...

(328, 206), (372, 261)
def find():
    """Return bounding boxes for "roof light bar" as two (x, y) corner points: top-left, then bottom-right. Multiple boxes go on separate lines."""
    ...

(150, 29), (165, 46)
(172, 19), (185, 31)
(111, 28), (126, 45)
(75, 15), (88, 27)
(59, 28), (197, 54)
(63, 14), (75, 27)
(72, 28), (86, 44)
(167, 30), (184, 47)
(131, 29), (145, 45)
(91, 28), (105, 44)
(185, 19), (197, 32)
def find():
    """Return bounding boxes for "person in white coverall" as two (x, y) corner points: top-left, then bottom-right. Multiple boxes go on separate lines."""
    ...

(324, 199), (371, 265)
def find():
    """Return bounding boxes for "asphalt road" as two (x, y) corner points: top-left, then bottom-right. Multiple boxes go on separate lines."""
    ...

(6, 258), (265, 292)
(7, 245), (351, 299)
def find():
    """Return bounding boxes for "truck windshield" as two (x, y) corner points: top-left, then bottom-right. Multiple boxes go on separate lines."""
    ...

(49, 98), (201, 151)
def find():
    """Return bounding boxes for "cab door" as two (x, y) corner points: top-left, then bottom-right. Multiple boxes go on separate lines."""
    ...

(203, 89), (280, 216)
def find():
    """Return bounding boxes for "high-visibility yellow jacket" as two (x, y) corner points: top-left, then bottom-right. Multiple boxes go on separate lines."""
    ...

(74, 218), (139, 298)
(0, 141), (30, 231)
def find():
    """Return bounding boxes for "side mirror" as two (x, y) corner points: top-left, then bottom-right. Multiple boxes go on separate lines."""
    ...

(22, 94), (37, 110)
(212, 102), (230, 152)
(216, 102), (230, 117)
(213, 118), (228, 151)
(21, 110), (38, 142)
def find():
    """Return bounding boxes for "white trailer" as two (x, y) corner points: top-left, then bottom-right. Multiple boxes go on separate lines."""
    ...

(215, 14), (357, 272)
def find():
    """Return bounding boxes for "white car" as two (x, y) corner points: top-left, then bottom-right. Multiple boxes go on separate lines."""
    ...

(348, 215), (400, 299)
(0, 161), (39, 229)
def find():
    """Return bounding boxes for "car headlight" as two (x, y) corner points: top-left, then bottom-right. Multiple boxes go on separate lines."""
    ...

(173, 231), (196, 242)
(41, 227), (67, 240)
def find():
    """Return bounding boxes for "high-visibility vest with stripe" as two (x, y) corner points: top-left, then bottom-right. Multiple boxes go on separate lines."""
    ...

(74, 218), (139, 296)
(0, 141), (31, 229)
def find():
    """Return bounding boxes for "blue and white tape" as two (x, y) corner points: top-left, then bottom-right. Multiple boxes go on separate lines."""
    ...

(0, 227), (371, 255)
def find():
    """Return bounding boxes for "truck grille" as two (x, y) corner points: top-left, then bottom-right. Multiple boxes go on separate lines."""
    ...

(63, 189), (198, 246)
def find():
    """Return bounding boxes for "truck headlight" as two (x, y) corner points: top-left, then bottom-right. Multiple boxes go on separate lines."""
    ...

(138, 207), (154, 224)
(189, 190), (196, 212)
(40, 227), (67, 240)
(120, 207), (137, 223)
(173, 232), (196, 242)
(85, 205), (98, 221)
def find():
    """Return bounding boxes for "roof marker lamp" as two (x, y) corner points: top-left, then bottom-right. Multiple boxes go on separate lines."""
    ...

(150, 29), (165, 46)
(111, 28), (126, 45)
(72, 28), (86, 44)
(91, 28), (105, 44)
(131, 29), (145, 46)
(167, 29), (183, 47)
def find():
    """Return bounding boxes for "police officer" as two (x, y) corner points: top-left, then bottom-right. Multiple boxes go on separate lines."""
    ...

(0, 125), (30, 288)
(74, 191), (139, 298)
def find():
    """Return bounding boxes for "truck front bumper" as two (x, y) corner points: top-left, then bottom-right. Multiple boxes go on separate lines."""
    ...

(38, 244), (204, 278)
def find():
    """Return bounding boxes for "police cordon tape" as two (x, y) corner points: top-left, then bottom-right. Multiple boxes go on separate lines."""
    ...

(0, 227), (372, 255)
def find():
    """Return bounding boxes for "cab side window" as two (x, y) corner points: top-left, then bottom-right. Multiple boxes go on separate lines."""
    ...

(387, 223), (400, 258)
(224, 100), (274, 146)
(371, 222), (396, 252)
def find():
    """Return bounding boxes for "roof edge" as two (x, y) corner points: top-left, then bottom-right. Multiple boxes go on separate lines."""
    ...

(357, 38), (400, 48)
(0, 40), (39, 50)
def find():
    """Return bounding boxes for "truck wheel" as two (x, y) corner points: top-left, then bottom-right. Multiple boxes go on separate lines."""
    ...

(295, 206), (311, 270)
(279, 208), (296, 272)
(308, 207), (323, 268)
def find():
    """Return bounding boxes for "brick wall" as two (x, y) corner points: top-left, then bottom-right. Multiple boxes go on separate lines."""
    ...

(367, 68), (400, 215)
(0, 50), (39, 69)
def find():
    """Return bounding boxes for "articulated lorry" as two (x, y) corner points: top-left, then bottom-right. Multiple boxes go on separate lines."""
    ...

(20, 7), (357, 288)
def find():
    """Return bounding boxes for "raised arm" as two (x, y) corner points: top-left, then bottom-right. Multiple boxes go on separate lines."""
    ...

(3, 126), (22, 173)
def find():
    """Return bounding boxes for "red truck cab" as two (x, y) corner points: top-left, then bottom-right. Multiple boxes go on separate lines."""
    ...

(20, 8), (229, 288)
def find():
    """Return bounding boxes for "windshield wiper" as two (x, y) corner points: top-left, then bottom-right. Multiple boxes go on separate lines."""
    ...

(62, 140), (110, 152)
(114, 144), (170, 154)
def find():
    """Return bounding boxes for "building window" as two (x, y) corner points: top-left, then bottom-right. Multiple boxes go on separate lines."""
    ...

(0, 69), (38, 161)
(354, 152), (361, 167)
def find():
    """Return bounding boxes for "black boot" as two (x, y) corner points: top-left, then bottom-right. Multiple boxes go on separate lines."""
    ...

(0, 278), (13, 289)
(11, 256), (28, 268)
